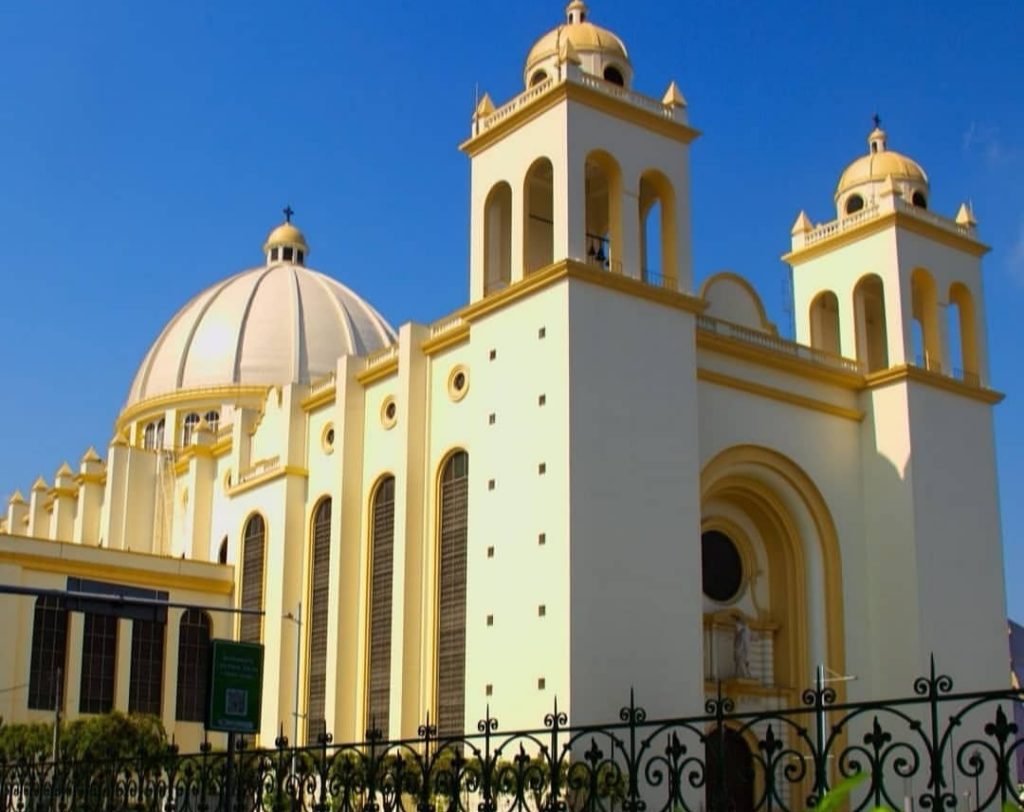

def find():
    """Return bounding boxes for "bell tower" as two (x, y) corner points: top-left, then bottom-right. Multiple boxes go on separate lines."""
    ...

(461, 2), (699, 302)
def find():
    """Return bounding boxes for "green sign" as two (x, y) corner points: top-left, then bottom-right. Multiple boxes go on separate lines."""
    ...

(207, 639), (264, 734)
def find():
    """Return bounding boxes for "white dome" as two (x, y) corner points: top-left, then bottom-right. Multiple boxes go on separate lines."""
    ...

(126, 263), (396, 407)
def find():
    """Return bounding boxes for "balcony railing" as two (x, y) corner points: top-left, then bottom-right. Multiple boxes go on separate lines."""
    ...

(698, 315), (864, 373)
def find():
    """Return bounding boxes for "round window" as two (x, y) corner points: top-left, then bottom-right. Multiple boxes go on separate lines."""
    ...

(447, 366), (470, 402)
(701, 530), (743, 602)
(381, 396), (398, 429)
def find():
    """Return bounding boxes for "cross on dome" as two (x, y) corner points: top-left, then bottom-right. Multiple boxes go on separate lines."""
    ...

(263, 209), (309, 265)
(283, 204), (295, 223)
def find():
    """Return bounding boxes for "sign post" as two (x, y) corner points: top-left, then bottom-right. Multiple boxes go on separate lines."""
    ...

(206, 639), (264, 812)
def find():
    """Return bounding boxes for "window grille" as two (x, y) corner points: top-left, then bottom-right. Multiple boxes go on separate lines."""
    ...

(79, 613), (117, 714)
(306, 499), (332, 743)
(240, 515), (265, 643)
(129, 619), (165, 715)
(436, 452), (469, 739)
(367, 477), (395, 736)
(176, 609), (211, 722)
(28, 596), (68, 710)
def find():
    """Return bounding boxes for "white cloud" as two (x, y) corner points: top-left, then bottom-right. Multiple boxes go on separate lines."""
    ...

(963, 121), (1010, 166)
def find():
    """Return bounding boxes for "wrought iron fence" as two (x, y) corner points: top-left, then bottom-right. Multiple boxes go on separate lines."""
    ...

(2, 659), (1023, 812)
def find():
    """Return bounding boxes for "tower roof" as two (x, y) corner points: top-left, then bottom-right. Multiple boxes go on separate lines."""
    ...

(836, 123), (928, 200)
(524, 2), (629, 78)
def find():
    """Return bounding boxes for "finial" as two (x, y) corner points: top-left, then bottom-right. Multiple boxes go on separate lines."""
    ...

(566, 0), (588, 24)
(791, 210), (813, 235)
(872, 112), (882, 129)
(283, 205), (294, 224)
(662, 81), (687, 108)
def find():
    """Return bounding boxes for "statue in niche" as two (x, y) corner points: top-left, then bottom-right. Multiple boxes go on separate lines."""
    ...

(732, 612), (752, 679)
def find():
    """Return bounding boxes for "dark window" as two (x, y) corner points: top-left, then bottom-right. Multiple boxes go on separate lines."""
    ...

(845, 194), (864, 215)
(436, 452), (469, 739)
(296, 250), (305, 265)
(706, 728), (755, 812)
(453, 372), (466, 392)
(603, 66), (624, 86)
(155, 418), (165, 448)
(129, 619), (165, 715)
(701, 530), (743, 603)
(240, 515), (265, 643)
(367, 477), (396, 737)
(283, 247), (294, 262)
(912, 191), (927, 209)
(80, 613), (118, 714)
(143, 423), (156, 450)
(218, 536), (228, 564)
(385, 402), (397, 421)
(530, 70), (548, 87)
(182, 413), (200, 446)
(28, 596), (68, 710)
(176, 610), (211, 722)
(204, 410), (220, 433)
(271, 247), (279, 261)
(306, 499), (332, 743)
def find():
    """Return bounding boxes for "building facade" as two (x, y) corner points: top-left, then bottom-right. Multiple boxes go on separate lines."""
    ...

(0, 2), (1009, 754)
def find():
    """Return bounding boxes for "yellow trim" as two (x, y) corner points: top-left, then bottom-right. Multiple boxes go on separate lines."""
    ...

(117, 385), (271, 430)
(226, 465), (308, 497)
(783, 211), (989, 266)
(74, 473), (106, 487)
(697, 368), (864, 422)
(301, 386), (336, 411)
(421, 324), (471, 356)
(697, 329), (863, 389)
(0, 548), (233, 595)
(211, 436), (232, 457)
(459, 80), (700, 158)
(461, 259), (704, 324)
(698, 271), (777, 333)
(380, 396), (398, 430)
(865, 364), (1004, 404)
(49, 487), (78, 500)
(357, 359), (399, 386)
(447, 365), (470, 403)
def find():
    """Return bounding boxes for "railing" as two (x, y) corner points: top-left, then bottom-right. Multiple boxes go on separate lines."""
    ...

(2, 661), (1022, 811)
(363, 345), (399, 372)
(307, 372), (336, 397)
(698, 315), (864, 373)
(576, 72), (676, 119)
(429, 315), (466, 339)
(235, 456), (280, 486)
(476, 77), (555, 133)
(893, 195), (977, 239)
(954, 367), (982, 387)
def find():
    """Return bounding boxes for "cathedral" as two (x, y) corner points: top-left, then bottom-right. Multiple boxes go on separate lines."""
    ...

(0, 2), (1008, 753)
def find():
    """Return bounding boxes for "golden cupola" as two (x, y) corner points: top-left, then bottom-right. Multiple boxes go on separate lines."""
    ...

(835, 121), (930, 218)
(523, 2), (632, 90)
(263, 206), (310, 265)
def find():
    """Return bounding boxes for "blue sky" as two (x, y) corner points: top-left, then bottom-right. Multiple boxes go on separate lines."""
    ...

(0, 2), (1021, 616)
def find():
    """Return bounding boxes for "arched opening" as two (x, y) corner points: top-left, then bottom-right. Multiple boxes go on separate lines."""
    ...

(306, 498), (332, 743)
(217, 536), (228, 564)
(584, 151), (622, 272)
(706, 727), (755, 812)
(530, 70), (548, 87)
(524, 158), (554, 275)
(853, 274), (889, 372)
(367, 475), (396, 737)
(603, 65), (624, 86)
(436, 450), (469, 739)
(845, 194), (864, 215)
(239, 514), (265, 643)
(28, 596), (68, 710)
(809, 291), (841, 355)
(911, 269), (941, 371)
(204, 410), (220, 433)
(949, 282), (979, 383)
(176, 609), (211, 722)
(182, 412), (200, 446)
(484, 182), (512, 295)
(143, 423), (156, 450)
(912, 191), (928, 209)
(639, 170), (678, 287)
(155, 418), (165, 448)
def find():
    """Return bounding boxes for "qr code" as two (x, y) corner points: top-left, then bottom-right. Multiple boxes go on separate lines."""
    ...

(225, 689), (248, 717)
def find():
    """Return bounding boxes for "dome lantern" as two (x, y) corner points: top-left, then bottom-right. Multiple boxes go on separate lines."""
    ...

(263, 206), (309, 265)
(834, 118), (930, 218)
(523, 3), (632, 90)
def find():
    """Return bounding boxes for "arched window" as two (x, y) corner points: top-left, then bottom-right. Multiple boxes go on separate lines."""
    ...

(845, 194), (864, 215)
(524, 158), (554, 275)
(218, 536), (228, 564)
(367, 476), (396, 737)
(911, 269), (941, 371)
(143, 423), (156, 450)
(154, 418), (165, 448)
(204, 410), (220, 434)
(129, 618), (165, 715)
(949, 283), (979, 383)
(484, 182), (513, 295)
(853, 274), (889, 372)
(603, 65), (624, 86)
(584, 151), (622, 272)
(182, 413), (201, 446)
(436, 451), (469, 739)
(176, 609), (211, 722)
(28, 596), (68, 710)
(912, 191), (927, 209)
(306, 498), (332, 743)
(530, 70), (548, 87)
(240, 514), (266, 643)
(809, 291), (841, 356)
(79, 612), (117, 713)
(639, 170), (678, 287)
